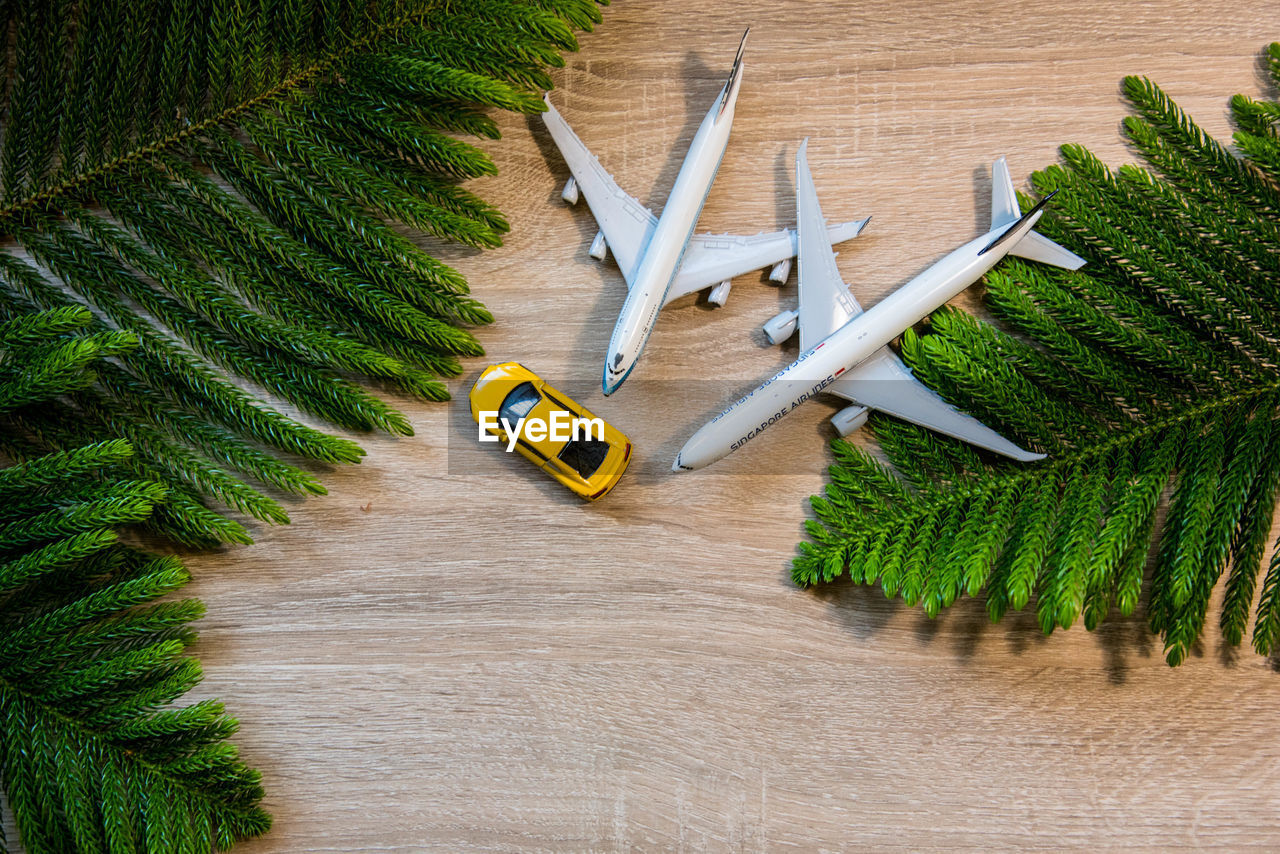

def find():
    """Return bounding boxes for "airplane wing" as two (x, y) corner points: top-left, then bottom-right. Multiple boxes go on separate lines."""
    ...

(662, 219), (869, 307)
(828, 348), (1044, 461)
(795, 139), (864, 350)
(541, 98), (658, 286)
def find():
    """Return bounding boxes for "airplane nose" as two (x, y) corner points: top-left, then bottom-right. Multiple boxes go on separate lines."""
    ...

(601, 366), (624, 396)
(672, 428), (711, 471)
(602, 352), (630, 395)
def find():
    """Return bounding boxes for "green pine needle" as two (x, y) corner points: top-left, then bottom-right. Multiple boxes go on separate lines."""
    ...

(0, 0), (602, 538)
(0, 0), (610, 848)
(798, 46), (1280, 667)
(0, 303), (268, 849)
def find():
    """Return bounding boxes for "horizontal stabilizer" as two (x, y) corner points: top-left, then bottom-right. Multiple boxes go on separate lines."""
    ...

(1011, 229), (1087, 270)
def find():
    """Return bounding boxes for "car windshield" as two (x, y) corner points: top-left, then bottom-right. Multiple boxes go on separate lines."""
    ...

(558, 437), (610, 479)
(498, 382), (541, 424)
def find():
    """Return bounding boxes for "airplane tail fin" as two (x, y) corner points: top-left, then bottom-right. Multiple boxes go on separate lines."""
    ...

(989, 156), (1087, 271)
(716, 29), (749, 120)
(990, 156), (1022, 230)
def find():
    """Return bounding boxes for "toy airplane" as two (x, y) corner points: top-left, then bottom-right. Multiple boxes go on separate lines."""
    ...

(672, 144), (1087, 472)
(542, 30), (868, 395)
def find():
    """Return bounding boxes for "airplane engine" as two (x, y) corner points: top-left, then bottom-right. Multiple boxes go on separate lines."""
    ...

(561, 176), (579, 205)
(762, 309), (798, 345)
(708, 280), (732, 307)
(830, 404), (870, 437)
(768, 258), (792, 284)
(589, 231), (608, 260)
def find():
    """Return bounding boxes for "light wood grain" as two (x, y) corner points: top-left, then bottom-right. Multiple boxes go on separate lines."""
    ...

(183, 3), (1280, 850)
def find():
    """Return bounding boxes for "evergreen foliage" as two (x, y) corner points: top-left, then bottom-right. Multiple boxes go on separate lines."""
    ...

(0, 1), (607, 849)
(0, 0), (606, 547)
(0, 306), (269, 852)
(796, 44), (1280, 666)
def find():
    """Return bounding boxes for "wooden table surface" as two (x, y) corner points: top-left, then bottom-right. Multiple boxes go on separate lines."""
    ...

(186, 3), (1280, 850)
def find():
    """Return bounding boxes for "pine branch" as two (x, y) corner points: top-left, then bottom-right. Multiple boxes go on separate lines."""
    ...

(0, 304), (268, 849)
(0, 2), (610, 845)
(798, 51), (1280, 666)
(0, 0), (606, 531)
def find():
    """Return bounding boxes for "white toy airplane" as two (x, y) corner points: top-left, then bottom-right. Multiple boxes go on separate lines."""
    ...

(542, 30), (868, 395)
(673, 144), (1087, 472)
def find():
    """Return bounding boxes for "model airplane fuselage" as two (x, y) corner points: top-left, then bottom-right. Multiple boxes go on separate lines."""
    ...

(673, 151), (1087, 472)
(602, 52), (742, 394)
(542, 31), (868, 395)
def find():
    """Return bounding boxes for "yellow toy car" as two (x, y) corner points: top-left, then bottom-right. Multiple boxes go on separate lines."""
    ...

(470, 362), (632, 500)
